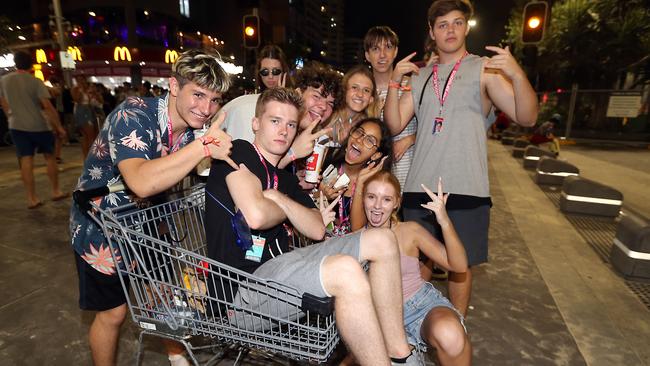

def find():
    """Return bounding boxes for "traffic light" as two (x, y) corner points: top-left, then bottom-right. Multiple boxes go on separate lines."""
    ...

(522, 1), (548, 44)
(242, 14), (260, 49)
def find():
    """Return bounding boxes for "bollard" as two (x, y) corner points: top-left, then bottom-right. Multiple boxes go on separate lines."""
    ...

(512, 138), (531, 158)
(523, 146), (556, 169)
(535, 157), (579, 185)
(559, 176), (622, 217)
(610, 210), (650, 280)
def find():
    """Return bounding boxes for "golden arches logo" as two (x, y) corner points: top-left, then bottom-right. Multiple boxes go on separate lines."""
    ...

(165, 50), (179, 64)
(113, 46), (132, 62)
(35, 49), (47, 64)
(33, 64), (44, 81)
(67, 46), (82, 61)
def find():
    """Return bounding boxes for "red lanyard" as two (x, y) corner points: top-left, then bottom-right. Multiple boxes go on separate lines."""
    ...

(432, 51), (468, 116)
(166, 118), (186, 153)
(252, 143), (279, 190)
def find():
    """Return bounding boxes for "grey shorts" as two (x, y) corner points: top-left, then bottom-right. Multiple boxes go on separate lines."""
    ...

(229, 231), (362, 331)
(403, 205), (490, 266)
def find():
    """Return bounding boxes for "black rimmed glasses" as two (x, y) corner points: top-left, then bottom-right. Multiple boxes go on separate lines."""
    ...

(350, 128), (379, 149)
(260, 68), (282, 77)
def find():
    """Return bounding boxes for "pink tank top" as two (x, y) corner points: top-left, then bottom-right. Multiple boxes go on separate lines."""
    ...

(401, 255), (425, 301)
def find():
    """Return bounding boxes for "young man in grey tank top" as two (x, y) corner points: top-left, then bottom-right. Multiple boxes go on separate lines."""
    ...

(383, 0), (538, 316)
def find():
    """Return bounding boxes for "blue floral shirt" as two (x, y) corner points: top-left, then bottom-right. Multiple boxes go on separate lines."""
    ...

(69, 94), (193, 275)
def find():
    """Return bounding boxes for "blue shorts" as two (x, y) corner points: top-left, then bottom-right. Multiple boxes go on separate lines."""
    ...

(403, 282), (465, 348)
(9, 129), (55, 157)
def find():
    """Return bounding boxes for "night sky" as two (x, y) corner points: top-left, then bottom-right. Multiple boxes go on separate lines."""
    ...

(344, 0), (517, 61)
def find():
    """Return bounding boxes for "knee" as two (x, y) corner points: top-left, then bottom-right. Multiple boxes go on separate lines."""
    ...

(425, 313), (466, 357)
(322, 255), (369, 297)
(96, 304), (127, 327)
(361, 228), (399, 259)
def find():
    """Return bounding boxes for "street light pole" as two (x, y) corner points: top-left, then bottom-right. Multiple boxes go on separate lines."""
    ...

(52, 0), (71, 87)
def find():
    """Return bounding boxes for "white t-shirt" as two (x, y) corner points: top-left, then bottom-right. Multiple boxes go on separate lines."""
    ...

(219, 93), (259, 143)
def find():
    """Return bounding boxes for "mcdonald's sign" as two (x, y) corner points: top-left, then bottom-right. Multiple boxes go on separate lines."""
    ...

(67, 46), (82, 61)
(35, 49), (48, 64)
(33, 64), (44, 81)
(113, 46), (132, 62)
(165, 49), (179, 64)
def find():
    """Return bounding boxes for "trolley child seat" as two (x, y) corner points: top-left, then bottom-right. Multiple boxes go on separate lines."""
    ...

(73, 183), (339, 365)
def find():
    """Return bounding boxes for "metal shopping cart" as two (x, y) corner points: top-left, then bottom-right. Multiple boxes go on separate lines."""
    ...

(74, 183), (339, 365)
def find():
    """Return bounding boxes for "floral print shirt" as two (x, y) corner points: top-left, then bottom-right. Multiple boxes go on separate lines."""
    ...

(69, 94), (193, 275)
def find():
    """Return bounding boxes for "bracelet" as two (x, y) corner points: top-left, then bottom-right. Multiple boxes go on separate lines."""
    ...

(389, 80), (411, 92)
(287, 147), (297, 162)
(388, 80), (402, 89)
(198, 136), (220, 158)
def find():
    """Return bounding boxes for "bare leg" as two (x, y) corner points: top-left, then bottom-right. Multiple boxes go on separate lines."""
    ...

(358, 228), (411, 359)
(321, 255), (390, 366)
(43, 153), (65, 198)
(18, 155), (40, 207)
(448, 269), (472, 317)
(89, 304), (127, 366)
(421, 307), (471, 366)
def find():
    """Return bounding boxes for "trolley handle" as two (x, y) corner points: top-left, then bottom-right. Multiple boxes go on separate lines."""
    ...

(73, 183), (127, 211)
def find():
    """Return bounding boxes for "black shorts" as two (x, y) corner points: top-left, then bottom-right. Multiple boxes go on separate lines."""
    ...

(74, 251), (128, 311)
(403, 205), (490, 266)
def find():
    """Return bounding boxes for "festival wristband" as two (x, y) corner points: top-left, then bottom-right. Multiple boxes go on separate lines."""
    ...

(198, 136), (220, 158)
(388, 80), (402, 89)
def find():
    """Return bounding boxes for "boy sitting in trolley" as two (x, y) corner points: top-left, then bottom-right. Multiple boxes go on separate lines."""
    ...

(205, 87), (423, 366)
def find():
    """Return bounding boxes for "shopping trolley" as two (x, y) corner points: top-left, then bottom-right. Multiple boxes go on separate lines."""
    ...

(73, 183), (339, 365)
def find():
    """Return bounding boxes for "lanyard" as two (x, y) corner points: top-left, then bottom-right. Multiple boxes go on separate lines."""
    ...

(166, 118), (186, 153)
(432, 51), (468, 116)
(252, 143), (279, 190)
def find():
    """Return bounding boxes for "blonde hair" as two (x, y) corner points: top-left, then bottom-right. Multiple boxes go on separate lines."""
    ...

(171, 48), (231, 93)
(363, 170), (402, 226)
(255, 87), (304, 118)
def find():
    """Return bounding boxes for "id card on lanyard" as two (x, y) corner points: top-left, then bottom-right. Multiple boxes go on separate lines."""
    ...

(431, 52), (468, 135)
(246, 143), (280, 262)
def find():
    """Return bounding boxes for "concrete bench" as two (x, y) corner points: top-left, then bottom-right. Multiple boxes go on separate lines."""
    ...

(523, 146), (556, 169)
(610, 210), (650, 280)
(559, 176), (623, 217)
(512, 138), (531, 158)
(534, 157), (579, 185)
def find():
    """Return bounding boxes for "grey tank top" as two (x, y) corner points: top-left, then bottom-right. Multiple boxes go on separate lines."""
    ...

(406, 54), (491, 197)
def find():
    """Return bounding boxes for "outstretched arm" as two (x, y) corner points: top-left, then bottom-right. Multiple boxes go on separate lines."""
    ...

(417, 180), (467, 273)
(483, 46), (538, 127)
(118, 113), (236, 198)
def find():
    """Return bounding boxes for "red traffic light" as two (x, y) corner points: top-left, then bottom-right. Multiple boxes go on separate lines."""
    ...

(242, 15), (260, 49)
(522, 1), (548, 44)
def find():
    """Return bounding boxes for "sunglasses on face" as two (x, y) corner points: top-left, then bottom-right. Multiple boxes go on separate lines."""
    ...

(260, 68), (282, 77)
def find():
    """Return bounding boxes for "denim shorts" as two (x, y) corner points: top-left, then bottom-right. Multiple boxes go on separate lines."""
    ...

(403, 282), (466, 348)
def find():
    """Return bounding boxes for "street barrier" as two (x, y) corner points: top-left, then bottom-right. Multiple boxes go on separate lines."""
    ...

(523, 146), (556, 169)
(610, 210), (650, 280)
(559, 176), (622, 217)
(512, 138), (531, 158)
(534, 156), (579, 185)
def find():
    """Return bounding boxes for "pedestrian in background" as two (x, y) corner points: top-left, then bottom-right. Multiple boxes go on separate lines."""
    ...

(0, 50), (68, 209)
